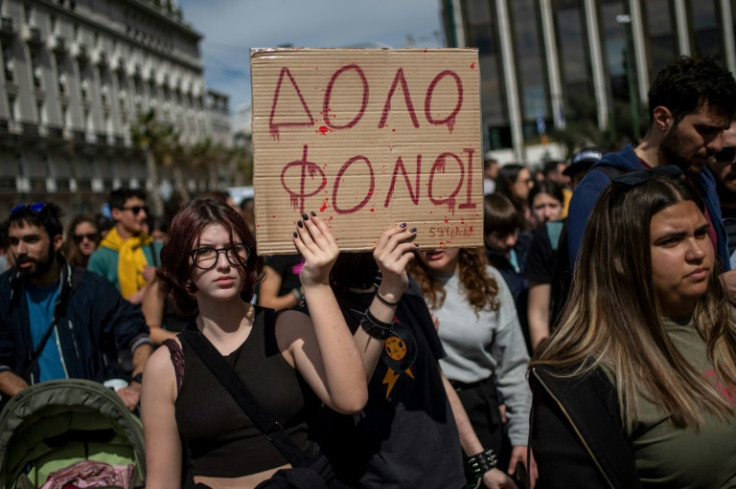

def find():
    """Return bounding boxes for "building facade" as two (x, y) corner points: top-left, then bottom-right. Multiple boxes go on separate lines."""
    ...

(443, 0), (736, 161)
(0, 0), (232, 216)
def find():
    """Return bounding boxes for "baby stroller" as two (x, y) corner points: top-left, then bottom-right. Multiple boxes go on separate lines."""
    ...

(0, 379), (145, 489)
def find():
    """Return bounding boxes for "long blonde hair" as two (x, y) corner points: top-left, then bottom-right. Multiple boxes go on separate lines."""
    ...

(533, 174), (736, 430)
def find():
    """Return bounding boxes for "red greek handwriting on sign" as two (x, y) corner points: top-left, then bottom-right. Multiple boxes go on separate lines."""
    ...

(280, 145), (476, 216)
(268, 64), (463, 135)
(280, 145), (326, 215)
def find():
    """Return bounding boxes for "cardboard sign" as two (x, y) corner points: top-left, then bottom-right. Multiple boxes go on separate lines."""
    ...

(251, 48), (482, 254)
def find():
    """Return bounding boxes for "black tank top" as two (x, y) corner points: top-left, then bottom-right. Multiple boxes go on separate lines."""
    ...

(174, 307), (309, 477)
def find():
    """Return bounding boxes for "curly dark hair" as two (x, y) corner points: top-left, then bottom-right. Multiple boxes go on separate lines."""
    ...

(648, 56), (736, 125)
(158, 198), (262, 318)
(409, 247), (499, 313)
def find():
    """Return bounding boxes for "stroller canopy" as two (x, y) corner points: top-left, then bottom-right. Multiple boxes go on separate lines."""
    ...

(0, 379), (145, 489)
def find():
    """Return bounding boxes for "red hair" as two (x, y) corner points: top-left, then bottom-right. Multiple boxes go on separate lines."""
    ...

(158, 198), (262, 317)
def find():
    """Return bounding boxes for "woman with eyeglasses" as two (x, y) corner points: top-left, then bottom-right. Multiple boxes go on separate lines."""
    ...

(140, 198), (368, 489)
(62, 214), (100, 268)
(530, 173), (736, 488)
(495, 164), (535, 230)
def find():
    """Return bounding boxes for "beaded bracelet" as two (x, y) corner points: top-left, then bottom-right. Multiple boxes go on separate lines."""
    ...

(467, 448), (498, 480)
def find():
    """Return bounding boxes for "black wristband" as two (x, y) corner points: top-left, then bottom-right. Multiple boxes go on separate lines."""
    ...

(375, 291), (399, 307)
(360, 309), (393, 339)
(467, 448), (497, 480)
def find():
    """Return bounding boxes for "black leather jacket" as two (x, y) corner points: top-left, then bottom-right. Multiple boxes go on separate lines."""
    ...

(529, 366), (643, 489)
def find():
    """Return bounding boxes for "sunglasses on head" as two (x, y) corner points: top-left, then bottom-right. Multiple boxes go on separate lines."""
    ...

(10, 202), (47, 216)
(73, 232), (100, 244)
(120, 205), (149, 215)
(612, 165), (683, 188)
(715, 146), (736, 164)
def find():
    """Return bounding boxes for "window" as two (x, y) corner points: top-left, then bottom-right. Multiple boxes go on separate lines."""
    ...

(31, 52), (41, 88)
(2, 42), (13, 81)
(7, 94), (16, 120)
(36, 100), (45, 124)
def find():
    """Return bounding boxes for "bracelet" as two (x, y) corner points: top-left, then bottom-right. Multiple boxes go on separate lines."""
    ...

(359, 308), (394, 340)
(375, 291), (399, 307)
(291, 287), (304, 305)
(467, 448), (497, 480)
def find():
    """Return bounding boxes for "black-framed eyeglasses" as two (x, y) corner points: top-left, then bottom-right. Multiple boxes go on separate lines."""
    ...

(10, 202), (46, 216)
(715, 146), (736, 164)
(612, 165), (683, 188)
(120, 205), (149, 215)
(73, 232), (100, 244)
(190, 244), (249, 270)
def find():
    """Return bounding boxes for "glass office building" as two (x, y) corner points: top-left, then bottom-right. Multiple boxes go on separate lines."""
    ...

(443, 0), (736, 160)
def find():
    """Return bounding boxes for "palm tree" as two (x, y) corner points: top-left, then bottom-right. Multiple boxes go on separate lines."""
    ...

(130, 109), (178, 217)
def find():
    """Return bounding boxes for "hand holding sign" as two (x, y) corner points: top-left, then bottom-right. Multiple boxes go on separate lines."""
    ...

(293, 212), (339, 287)
(373, 223), (418, 303)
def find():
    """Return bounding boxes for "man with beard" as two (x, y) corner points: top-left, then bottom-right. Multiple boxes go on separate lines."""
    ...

(0, 202), (152, 411)
(566, 57), (736, 285)
(88, 188), (161, 304)
(708, 122), (736, 268)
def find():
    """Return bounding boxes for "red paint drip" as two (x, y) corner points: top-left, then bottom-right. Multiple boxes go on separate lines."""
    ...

(392, 128), (396, 132)
(444, 218), (449, 223)
(370, 208), (375, 213)
(469, 226), (474, 232)
(320, 201), (328, 212)
(460, 218), (465, 225)
(318, 125), (329, 134)
(470, 62), (475, 69)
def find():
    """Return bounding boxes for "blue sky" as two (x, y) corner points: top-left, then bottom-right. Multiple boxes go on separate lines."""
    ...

(178, 0), (446, 113)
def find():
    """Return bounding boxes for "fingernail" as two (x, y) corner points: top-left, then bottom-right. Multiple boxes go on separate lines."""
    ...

(399, 223), (407, 228)
(415, 243), (420, 247)
(310, 211), (316, 217)
(298, 220), (304, 228)
(293, 231), (298, 238)
(409, 227), (417, 233)
(302, 213), (309, 221)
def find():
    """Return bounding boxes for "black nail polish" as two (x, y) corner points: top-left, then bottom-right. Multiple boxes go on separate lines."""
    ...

(399, 223), (407, 228)
(310, 211), (317, 217)
(409, 227), (417, 233)
(302, 213), (309, 220)
(298, 220), (304, 228)
(293, 231), (298, 238)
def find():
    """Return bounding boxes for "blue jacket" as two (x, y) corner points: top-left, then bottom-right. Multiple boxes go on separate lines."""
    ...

(0, 259), (151, 385)
(567, 145), (731, 271)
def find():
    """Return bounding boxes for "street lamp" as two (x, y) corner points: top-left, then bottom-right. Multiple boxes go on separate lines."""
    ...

(616, 14), (640, 141)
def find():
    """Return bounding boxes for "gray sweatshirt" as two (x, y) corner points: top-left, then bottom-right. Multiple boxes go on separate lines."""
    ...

(430, 266), (531, 446)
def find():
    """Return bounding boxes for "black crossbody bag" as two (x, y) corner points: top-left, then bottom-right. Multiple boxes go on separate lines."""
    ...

(180, 329), (347, 489)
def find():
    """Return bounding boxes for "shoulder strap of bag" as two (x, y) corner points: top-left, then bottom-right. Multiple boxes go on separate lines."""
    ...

(179, 327), (312, 468)
(21, 263), (82, 380)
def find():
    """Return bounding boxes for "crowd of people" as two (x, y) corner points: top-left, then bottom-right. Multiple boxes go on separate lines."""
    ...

(1, 55), (736, 489)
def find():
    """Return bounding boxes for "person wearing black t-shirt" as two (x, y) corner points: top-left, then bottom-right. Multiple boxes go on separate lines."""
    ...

(318, 224), (523, 489)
